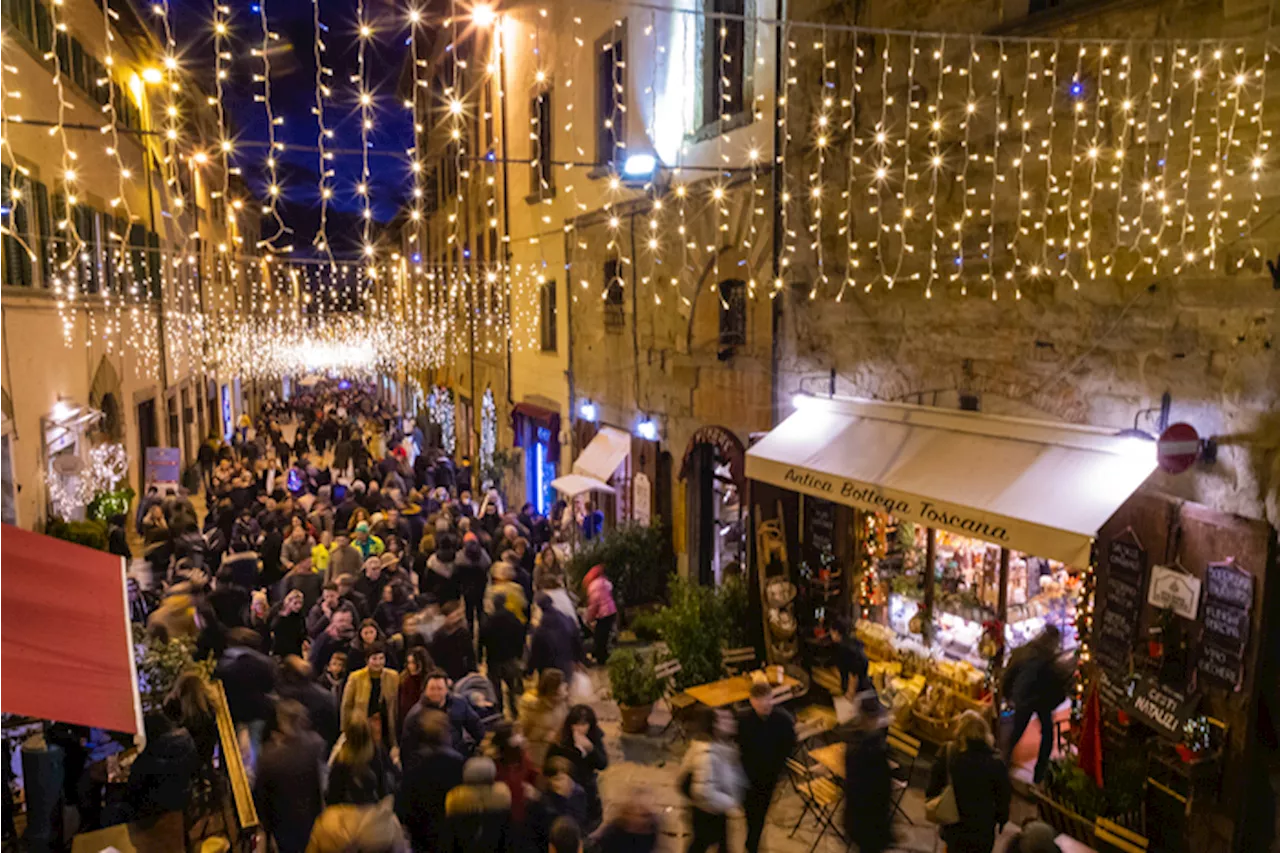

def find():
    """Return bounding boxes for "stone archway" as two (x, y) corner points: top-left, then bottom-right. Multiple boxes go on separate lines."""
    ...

(89, 357), (124, 440)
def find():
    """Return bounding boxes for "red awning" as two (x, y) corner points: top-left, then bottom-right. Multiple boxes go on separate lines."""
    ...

(2, 524), (142, 734)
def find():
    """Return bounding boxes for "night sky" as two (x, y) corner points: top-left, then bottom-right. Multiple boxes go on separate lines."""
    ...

(169, 0), (421, 257)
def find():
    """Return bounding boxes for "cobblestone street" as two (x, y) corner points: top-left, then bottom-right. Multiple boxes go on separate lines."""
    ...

(583, 670), (1039, 853)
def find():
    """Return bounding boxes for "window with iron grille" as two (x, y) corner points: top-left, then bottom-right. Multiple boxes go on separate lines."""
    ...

(718, 279), (746, 348)
(604, 259), (625, 330)
(539, 279), (557, 352)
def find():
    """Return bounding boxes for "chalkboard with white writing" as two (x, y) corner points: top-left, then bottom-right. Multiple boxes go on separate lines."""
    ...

(1205, 561), (1253, 610)
(1095, 536), (1147, 670)
(1197, 640), (1243, 691)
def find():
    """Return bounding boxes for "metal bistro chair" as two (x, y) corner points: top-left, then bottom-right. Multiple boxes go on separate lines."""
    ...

(654, 657), (695, 743)
(886, 724), (921, 825)
(783, 756), (845, 853)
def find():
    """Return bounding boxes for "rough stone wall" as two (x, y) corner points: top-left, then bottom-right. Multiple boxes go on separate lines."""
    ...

(777, 0), (1280, 528)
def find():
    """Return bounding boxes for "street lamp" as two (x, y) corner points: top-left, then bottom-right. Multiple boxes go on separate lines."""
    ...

(471, 3), (496, 27)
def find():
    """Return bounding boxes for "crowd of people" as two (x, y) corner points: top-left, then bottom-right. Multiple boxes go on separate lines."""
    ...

(122, 382), (647, 853)
(107, 382), (1076, 853)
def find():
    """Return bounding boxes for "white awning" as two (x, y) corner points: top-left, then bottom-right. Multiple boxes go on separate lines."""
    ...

(550, 473), (617, 497)
(572, 425), (632, 483)
(745, 396), (1157, 566)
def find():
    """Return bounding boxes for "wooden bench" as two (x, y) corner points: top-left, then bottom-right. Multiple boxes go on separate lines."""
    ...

(1094, 817), (1149, 853)
(721, 646), (757, 676)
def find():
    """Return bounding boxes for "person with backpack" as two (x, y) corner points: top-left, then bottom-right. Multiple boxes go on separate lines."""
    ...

(925, 710), (1011, 853)
(1001, 626), (1069, 783)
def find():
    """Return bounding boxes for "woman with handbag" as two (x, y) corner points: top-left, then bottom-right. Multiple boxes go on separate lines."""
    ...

(924, 711), (1012, 853)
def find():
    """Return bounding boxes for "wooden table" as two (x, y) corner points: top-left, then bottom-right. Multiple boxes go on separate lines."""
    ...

(808, 742), (847, 778)
(71, 811), (184, 853)
(684, 671), (802, 708)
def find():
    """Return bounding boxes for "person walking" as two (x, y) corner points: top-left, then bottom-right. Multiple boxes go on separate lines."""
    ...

(398, 709), (465, 852)
(398, 647), (433, 725)
(440, 756), (514, 853)
(481, 592), (527, 718)
(595, 785), (660, 853)
(488, 722), (540, 838)
(527, 595), (583, 679)
(254, 700), (327, 853)
(401, 670), (485, 757)
(843, 694), (894, 853)
(1001, 625), (1068, 783)
(829, 618), (872, 698)
(736, 681), (796, 853)
(547, 704), (608, 830)
(454, 534), (491, 639)
(340, 642), (400, 755)
(518, 669), (570, 770)
(429, 601), (476, 682)
(680, 706), (746, 853)
(326, 714), (394, 806)
(582, 565), (617, 665)
(925, 711), (1012, 853)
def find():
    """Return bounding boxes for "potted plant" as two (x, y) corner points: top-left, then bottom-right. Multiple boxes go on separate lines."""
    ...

(607, 648), (661, 733)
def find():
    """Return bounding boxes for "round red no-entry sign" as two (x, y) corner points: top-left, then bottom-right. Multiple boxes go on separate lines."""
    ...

(1157, 423), (1200, 474)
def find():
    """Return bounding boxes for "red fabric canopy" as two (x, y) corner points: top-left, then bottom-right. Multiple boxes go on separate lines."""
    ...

(1, 524), (142, 734)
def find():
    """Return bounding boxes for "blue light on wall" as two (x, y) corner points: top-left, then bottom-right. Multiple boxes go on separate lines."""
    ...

(578, 400), (598, 422)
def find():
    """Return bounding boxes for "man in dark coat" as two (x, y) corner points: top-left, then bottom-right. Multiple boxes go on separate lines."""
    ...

(843, 696), (894, 853)
(125, 713), (199, 819)
(276, 656), (341, 750)
(830, 618), (871, 696)
(398, 709), (465, 851)
(429, 601), (476, 682)
(736, 681), (797, 853)
(215, 628), (277, 727)
(254, 699), (327, 853)
(1001, 626), (1067, 783)
(527, 594), (584, 677)
(401, 671), (485, 758)
(481, 593), (526, 717)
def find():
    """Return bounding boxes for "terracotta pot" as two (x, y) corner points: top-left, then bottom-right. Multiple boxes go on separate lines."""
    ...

(618, 703), (654, 734)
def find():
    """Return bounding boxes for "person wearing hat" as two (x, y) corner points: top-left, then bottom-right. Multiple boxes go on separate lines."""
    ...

(352, 521), (385, 560)
(441, 756), (513, 853)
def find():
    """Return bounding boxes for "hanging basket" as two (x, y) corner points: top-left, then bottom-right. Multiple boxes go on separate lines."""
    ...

(766, 578), (797, 609)
(769, 609), (797, 640)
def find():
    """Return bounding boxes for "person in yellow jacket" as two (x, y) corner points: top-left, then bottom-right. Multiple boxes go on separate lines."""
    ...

(311, 531), (333, 575)
(340, 643), (401, 756)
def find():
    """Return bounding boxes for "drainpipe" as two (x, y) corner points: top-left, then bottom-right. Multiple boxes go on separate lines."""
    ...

(498, 19), (515, 411)
(564, 224), (576, 456)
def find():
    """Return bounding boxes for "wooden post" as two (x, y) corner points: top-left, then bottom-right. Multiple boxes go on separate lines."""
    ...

(923, 527), (937, 647)
(995, 547), (1011, 703)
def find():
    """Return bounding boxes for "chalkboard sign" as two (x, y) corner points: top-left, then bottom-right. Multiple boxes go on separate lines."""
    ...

(1095, 536), (1147, 670)
(1202, 600), (1250, 645)
(1205, 561), (1253, 610)
(1197, 561), (1252, 692)
(1197, 640), (1243, 691)
(1128, 674), (1198, 739)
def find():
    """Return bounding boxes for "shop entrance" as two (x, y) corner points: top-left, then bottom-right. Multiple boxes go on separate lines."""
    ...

(683, 427), (746, 586)
(135, 398), (157, 493)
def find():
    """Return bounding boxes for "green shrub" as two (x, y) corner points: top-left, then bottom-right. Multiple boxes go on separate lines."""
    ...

(655, 574), (723, 689)
(628, 610), (664, 642)
(567, 522), (670, 609)
(718, 575), (751, 648)
(606, 647), (662, 706)
(44, 517), (110, 551)
(132, 625), (215, 713)
(87, 481), (135, 522)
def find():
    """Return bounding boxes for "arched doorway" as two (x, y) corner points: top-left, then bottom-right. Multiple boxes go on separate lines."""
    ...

(680, 426), (746, 586)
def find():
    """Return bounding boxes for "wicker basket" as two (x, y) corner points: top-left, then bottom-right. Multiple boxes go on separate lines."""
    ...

(769, 609), (797, 640)
(911, 707), (959, 744)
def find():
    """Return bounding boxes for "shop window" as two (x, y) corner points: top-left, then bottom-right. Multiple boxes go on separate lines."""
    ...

(717, 279), (746, 348)
(529, 87), (553, 196)
(539, 279), (557, 352)
(595, 29), (625, 168)
(4, 0), (36, 44)
(698, 0), (746, 130)
(603, 259), (625, 330)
